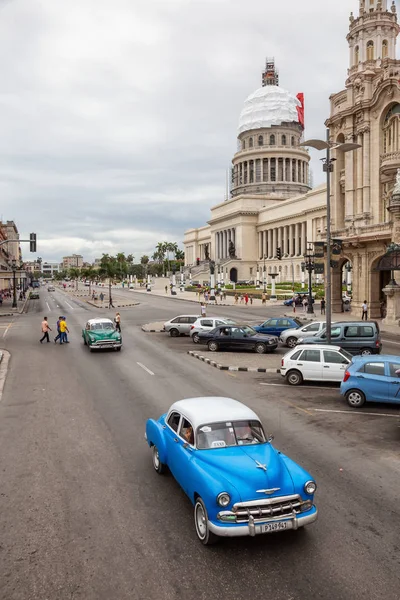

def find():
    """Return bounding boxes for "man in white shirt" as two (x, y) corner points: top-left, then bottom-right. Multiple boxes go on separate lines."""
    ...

(362, 300), (368, 321)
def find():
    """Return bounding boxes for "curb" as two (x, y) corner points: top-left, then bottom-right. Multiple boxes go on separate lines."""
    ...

(141, 325), (165, 333)
(187, 351), (280, 373)
(0, 349), (10, 402)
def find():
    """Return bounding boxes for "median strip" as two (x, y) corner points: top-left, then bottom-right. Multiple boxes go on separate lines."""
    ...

(187, 351), (280, 373)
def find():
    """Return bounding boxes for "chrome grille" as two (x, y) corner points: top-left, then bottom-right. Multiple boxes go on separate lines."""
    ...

(93, 340), (117, 346)
(232, 495), (302, 523)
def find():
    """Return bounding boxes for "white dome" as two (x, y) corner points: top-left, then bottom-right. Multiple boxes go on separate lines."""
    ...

(238, 85), (300, 136)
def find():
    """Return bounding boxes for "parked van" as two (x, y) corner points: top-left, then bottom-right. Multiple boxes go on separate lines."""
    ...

(297, 321), (381, 356)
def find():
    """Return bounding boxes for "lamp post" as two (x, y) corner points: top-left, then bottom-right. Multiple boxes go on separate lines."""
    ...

(301, 131), (361, 343)
(263, 254), (267, 293)
(303, 244), (315, 315)
(11, 259), (17, 308)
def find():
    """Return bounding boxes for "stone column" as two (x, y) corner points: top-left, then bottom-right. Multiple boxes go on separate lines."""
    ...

(301, 221), (306, 254)
(268, 230), (272, 258)
(283, 226), (288, 256)
(258, 232), (263, 259)
(277, 227), (282, 251)
(260, 159), (263, 183)
(289, 224), (295, 256)
(362, 128), (370, 215)
(345, 147), (355, 218)
(263, 231), (267, 258)
(382, 283), (400, 328)
(272, 229), (277, 257)
(356, 133), (363, 215)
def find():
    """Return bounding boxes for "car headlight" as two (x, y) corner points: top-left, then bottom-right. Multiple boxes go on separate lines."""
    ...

(297, 338), (304, 344)
(304, 481), (317, 495)
(217, 492), (231, 507)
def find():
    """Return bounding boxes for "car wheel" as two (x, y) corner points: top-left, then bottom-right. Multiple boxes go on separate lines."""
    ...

(83, 337), (87, 346)
(169, 328), (179, 337)
(286, 370), (303, 386)
(192, 333), (200, 344)
(116, 347), (121, 352)
(89, 346), (93, 352)
(345, 389), (366, 408)
(255, 343), (266, 354)
(208, 341), (218, 352)
(152, 445), (166, 474)
(194, 498), (218, 545)
(360, 348), (372, 356)
(286, 336), (297, 348)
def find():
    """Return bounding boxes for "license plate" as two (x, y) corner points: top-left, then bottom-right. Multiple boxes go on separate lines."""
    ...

(260, 521), (289, 533)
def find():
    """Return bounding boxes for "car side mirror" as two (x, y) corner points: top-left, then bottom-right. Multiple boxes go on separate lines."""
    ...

(267, 434), (274, 443)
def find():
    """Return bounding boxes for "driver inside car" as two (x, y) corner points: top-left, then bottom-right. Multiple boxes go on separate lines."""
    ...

(235, 424), (259, 445)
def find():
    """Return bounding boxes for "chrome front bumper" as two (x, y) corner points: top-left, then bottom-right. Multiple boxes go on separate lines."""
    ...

(208, 507), (318, 538)
(90, 342), (122, 349)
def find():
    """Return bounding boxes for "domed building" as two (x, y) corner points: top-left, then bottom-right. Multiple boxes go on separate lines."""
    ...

(184, 59), (326, 288)
(184, 0), (400, 321)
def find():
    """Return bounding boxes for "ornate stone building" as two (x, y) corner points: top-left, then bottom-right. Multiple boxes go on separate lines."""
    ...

(327, 0), (400, 317)
(184, 1), (400, 318)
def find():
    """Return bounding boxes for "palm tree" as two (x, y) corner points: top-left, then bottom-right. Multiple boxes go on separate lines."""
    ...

(69, 267), (80, 290)
(82, 266), (96, 296)
(175, 249), (184, 261)
(98, 255), (121, 308)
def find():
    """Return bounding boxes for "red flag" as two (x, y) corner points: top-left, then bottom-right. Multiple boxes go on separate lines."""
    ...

(296, 93), (305, 129)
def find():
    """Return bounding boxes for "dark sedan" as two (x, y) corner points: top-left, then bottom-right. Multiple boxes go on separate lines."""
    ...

(197, 325), (278, 354)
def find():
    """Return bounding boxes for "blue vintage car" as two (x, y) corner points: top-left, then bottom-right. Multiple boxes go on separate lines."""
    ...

(145, 397), (317, 544)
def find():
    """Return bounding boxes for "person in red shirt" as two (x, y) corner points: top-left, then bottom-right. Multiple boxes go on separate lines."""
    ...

(244, 294), (249, 306)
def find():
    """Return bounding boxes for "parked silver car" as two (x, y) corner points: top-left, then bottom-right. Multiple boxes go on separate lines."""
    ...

(164, 315), (199, 337)
(189, 317), (237, 343)
(280, 321), (329, 348)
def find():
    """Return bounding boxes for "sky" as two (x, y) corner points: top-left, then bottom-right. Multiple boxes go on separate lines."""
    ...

(0, 0), (375, 263)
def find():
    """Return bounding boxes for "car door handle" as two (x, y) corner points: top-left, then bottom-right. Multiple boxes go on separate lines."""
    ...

(174, 438), (179, 443)
(391, 381), (400, 384)
(297, 363), (303, 366)
(356, 375), (365, 378)
(323, 366), (330, 368)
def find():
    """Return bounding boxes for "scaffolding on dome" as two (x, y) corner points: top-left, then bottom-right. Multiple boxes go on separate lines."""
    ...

(262, 57), (279, 87)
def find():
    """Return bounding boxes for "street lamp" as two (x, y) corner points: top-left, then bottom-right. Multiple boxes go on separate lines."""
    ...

(301, 131), (361, 343)
(263, 255), (267, 293)
(303, 244), (315, 315)
(11, 259), (17, 308)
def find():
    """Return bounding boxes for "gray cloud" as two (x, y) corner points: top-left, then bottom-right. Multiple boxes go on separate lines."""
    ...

(0, 0), (361, 261)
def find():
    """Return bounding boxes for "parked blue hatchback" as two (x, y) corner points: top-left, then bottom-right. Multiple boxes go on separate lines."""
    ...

(253, 317), (303, 337)
(340, 355), (400, 408)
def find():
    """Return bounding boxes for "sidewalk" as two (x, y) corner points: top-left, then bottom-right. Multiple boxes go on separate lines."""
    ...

(0, 294), (29, 317)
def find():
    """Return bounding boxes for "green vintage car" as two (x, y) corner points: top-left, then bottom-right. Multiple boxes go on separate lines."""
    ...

(82, 318), (122, 352)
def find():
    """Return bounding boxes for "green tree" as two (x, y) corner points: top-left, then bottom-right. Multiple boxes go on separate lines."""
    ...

(98, 254), (129, 307)
(82, 266), (97, 296)
(175, 249), (184, 261)
(68, 267), (80, 290)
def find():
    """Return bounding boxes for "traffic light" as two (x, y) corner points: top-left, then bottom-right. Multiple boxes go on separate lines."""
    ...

(196, 258), (200, 266)
(29, 233), (37, 253)
(276, 247), (282, 260)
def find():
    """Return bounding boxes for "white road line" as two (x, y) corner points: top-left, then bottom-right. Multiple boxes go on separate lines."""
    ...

(312, 408), (400, 418)
(46, 301), (51, 311)
(382, 338), (400, 346)
(259, 382), (335, 390)
(64, 301), (74, 310)
(2, 323), (12, 338)
(137, 362), (154, 376)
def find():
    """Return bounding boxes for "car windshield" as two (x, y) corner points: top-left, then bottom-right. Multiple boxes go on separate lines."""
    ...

(196, 420), (266, 449)
(90, 322), (114, 331)
(293, 318), (303, 327)
(241, 326), (257, 336)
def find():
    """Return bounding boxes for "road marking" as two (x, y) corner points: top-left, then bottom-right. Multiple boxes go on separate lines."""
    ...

(137, 362), (154, 376)
(312, 408), (400, 418)
(227, 372), (237, 378)
(64, 301), (74, 310)
(279, 397), (313, 416)
(259, 382), (335, 391)
(2, 323), (12, 338)
(382, 338), (400, 346)
(46, 302), (51, 311)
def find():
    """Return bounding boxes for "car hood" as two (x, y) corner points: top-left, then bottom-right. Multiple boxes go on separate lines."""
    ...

(280, 327), (299, 338)
(195, 444), (295, 500)
(86, 329), (120, 339)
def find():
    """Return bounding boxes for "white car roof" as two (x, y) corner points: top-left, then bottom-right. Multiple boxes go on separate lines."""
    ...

(293, 344), (343, 351)
(87, 318), (113, 325)
(168, 397), (260, 429)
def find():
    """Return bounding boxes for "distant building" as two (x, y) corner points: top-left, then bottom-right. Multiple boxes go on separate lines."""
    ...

(24, 260), (41, 273)
(62, 254), (83, 270)
(0, 221), (21, 264)
(42, 261), (62, 277)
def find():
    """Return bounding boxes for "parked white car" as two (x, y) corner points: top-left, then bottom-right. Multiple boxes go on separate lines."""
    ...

(280, 321), (329, 348)
(190, 317), (237, 343)
(164, 315), (199, 337)
(280, 344), (352, 386)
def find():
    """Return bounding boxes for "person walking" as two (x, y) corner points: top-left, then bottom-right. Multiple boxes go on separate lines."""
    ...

(100, 292), (104, 306)
(362, 300), (368, 320)
(115, 312), (121, 333)
(200, 302), (206, 317)
(109, 295), (115, 308)
(234, 293), (238, 305)
(223, 290), (227, 301)
(54, 316), (62, 343)
(320, 298), (326, 315)
(165, 285), (168, 294)
(40, 317), (52, 343)
(240, 294), (244, 304)
(303, 297), (308, 313)
(244, 293), (249, 306)
(59, 317), (69, 344)
(261, 292), (266, 305)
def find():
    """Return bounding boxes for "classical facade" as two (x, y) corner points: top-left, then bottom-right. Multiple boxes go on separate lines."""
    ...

(184, 1), (400, 318)
(326, 0), (400, 317)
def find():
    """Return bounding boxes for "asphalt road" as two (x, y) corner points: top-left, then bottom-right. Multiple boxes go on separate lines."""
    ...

(0, 288), (399, 600)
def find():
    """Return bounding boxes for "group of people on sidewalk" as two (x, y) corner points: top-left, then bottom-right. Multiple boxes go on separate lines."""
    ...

(40, 316), (69, 344)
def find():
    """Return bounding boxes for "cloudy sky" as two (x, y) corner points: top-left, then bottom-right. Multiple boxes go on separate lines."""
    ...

(0, 0), (375, 262)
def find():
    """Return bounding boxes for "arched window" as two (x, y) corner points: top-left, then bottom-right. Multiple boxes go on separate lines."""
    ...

(242, 139), (246, 150)
(354, 45), (359, 65)
(258, 135), (263, 146)
(249, 137), (253, 148)
(291, 136), (295, 146)
(382, 40), (388, 59)
(367, 41), (374, 61)
(383, 104), (400, 154)
(282, 135), (287, 146)
(270, 134), (275, 146)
